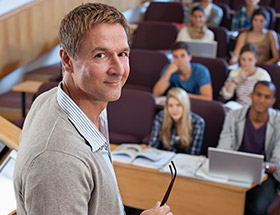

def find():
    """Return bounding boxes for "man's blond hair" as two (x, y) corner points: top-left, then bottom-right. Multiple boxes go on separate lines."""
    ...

(59, 3), (129, 59)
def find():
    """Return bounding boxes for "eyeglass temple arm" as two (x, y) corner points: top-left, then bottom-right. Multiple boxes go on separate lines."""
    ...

(160, 161), (177, 206)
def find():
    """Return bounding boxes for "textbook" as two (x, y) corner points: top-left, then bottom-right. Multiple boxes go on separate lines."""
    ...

(112, 144), (175, 169)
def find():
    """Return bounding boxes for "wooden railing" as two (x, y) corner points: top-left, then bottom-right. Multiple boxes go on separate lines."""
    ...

(0, 0), (143, 80)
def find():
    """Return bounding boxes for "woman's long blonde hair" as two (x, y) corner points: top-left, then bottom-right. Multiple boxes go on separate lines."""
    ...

(162, 88), (192, 150)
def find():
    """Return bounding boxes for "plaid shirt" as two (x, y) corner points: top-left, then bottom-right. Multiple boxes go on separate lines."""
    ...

(231, 6), (270, 31)
(149, 110), (205, 155)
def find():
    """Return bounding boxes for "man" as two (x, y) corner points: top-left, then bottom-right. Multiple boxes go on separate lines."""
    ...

(231, 0), (270, 31)
(13, 3), (172, 215)
(218, 81), (280, 215)
(184, 0), (223, 27)
(153, 41), (212, 100)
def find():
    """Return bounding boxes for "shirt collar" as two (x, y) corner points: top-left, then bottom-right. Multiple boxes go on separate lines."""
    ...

(56, 82), (108, 152)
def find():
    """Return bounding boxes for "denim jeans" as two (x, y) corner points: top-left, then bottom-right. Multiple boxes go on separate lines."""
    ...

(245, 174), (278, 215)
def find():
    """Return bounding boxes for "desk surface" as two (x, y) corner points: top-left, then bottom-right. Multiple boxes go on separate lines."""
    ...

(111, 144), (259, 215)
(12, 80), (43, 94)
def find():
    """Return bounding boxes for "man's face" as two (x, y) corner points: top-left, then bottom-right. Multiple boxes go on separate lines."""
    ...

(172, 48), (192, 71)
(250, 84), (276, 114)
(65, 23), (130, 103)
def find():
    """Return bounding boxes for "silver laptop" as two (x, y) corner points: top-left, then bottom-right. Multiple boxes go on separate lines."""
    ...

(208, 147), (264, 184)
(186, 40), (217, 59)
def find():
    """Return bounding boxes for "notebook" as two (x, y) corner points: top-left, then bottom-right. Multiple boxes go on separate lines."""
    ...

(208, 147), (264, 184)
(186, 40), (217, 59)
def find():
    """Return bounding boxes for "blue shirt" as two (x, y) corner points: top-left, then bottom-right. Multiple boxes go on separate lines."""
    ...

(231, 6), (270, 31)
(149, 110), (205, 155)
(161, 63), (211, 95)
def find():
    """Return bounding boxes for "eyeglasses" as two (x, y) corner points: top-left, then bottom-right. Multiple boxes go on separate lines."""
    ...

(160, 160), (177, 206)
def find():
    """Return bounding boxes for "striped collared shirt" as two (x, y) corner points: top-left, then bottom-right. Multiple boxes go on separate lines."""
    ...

(56, 82), (124, 213)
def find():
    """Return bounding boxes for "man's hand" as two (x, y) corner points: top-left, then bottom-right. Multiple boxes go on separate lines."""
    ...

(140, 201), (172, 215)
(166, 63), (179, 75)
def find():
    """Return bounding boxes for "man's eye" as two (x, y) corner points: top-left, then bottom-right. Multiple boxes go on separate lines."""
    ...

(119, 52), (128, 57)
(95, 53), (105, 58)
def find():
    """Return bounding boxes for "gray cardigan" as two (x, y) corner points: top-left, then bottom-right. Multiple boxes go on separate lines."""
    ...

(14, 88), (124, 215)
(218, 107), (280, 184)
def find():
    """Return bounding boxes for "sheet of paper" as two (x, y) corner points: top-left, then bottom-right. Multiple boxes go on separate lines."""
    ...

(160, 153), (206, 177)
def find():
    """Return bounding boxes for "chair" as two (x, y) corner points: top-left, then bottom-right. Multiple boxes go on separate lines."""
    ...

(215, 2), (232, 30)
(13, 81), (59, 128)
(208, 26), (230, 59)
(131, 21), (178, 50)
(213, 0), (231, 6)
(271, 0), (280, 13)
(190, 98), (226, 156)
(126, 49), (169, 92)
(144, 1), (184, 23)
(261, 5), (276, 30)
(191, 56), (228, 100)
(24, 62), (62, 82)
(107, 88), (156, 144)
(257, 63), (280, 109)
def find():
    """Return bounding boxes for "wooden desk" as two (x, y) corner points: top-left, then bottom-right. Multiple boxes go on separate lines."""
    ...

(12, 80), (43, 117)
(111, 144), (257, 215)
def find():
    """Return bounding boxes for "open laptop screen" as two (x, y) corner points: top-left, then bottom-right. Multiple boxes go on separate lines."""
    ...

(185, 40), (217, 59)
(208, 147), (264, 184)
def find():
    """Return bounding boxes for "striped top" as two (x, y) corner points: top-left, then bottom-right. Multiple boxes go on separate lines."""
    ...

(221, 67), (271, 105)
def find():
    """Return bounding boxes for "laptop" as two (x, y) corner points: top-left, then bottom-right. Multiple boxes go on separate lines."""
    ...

(185, 40), (217, 59)
(208, 147), (264, 184)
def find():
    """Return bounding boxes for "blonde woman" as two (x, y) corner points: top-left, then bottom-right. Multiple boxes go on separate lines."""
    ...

(149, 88), (205, 155)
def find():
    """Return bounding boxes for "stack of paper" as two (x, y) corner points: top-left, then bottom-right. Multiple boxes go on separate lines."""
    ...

(160, 153), (206, 177)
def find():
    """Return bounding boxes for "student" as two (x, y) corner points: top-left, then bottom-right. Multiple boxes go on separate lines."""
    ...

(177, 5), (214, 42)
(218, 81), (280, 215)
(149, 88), (205, 155)
(230, 8), (279, 65)
(221, 43), (271, 105)
(184, 0), (223, 27)
(231, 0), (270, 31)
(13, 3), (172, 215)
(153, 41), (212, 100)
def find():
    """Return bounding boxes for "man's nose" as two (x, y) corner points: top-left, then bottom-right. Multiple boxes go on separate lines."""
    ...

(108, 55), (125, 75)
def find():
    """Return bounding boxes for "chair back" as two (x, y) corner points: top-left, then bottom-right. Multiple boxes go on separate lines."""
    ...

(261, 5), (276, 29)
(190, 98), (226, 156)
(208, 26), (230, 59)
(215, 2), (231, 29)
(144, 1), (184, 23)
(107, 88), (156, 144)
(131, 21), (178, 50)
(192, 56), (228, 100)
(126, 49), (169, 91)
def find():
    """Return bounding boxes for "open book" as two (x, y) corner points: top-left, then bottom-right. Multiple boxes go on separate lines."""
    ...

(112, 144), (175, 169)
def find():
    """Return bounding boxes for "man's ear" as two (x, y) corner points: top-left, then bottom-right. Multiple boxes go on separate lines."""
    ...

(59, 47), (74, 73)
